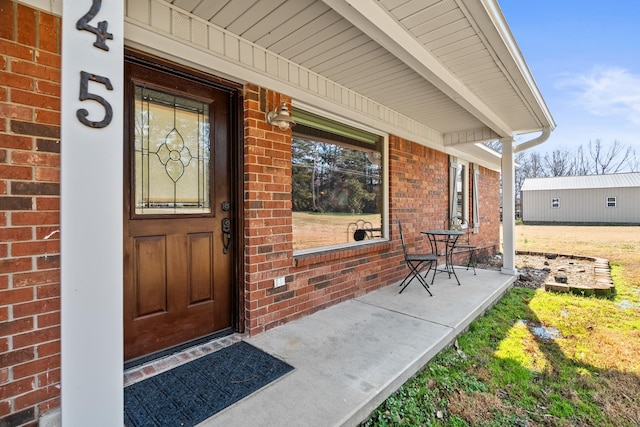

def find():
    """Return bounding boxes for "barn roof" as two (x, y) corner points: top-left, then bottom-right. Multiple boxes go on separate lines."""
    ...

(521, 172), (640, 191)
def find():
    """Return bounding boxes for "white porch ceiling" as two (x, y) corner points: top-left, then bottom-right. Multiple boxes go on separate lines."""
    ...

(168, 0), (554, 143)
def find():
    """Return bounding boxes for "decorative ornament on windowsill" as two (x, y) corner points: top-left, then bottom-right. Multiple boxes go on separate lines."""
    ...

(266, 103), (296, 131)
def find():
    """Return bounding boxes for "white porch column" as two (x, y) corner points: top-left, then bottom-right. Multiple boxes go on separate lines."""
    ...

(61, 2), (124, 426)
(500, 136), (517, 275)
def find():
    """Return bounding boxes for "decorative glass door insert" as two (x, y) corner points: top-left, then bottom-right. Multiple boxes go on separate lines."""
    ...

(134, 85), (211, 215)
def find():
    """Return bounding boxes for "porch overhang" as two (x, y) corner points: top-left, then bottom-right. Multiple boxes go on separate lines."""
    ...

(118, 0), (555, 170)
(27, 0), (555, 154)
(36, 0), (557, 424)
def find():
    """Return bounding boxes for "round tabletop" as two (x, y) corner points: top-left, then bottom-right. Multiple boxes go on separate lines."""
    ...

(421, 229), (463, 236)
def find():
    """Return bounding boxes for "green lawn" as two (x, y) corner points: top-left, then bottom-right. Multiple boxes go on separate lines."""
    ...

(364, 225), (640, 426)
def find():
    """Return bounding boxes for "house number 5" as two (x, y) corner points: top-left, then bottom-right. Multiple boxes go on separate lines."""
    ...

(77, 71), (113, 129)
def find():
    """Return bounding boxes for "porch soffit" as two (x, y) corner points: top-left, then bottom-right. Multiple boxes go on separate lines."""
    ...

(168, 0), (553, 141)
(30, 0), (551, 162)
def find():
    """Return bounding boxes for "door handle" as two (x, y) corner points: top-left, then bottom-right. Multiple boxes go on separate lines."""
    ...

(222, 218), (231, 254)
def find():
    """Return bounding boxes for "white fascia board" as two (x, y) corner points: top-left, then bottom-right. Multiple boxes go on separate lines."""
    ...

(322, 0), (514, 137)
(474, 0), (556, 131)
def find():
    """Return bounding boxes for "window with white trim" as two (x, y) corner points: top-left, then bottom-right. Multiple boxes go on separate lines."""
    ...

(291, 109), (386, 252)
(606, 196), (617, 208)
(449, 157), (469, 223)
(551, 197), (560, 208)
(471, 164), (480, 232)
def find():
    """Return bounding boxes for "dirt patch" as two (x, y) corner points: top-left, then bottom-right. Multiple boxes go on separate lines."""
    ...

(478, 253), (610, 294)
(447, 390), (517, 425)
(593, 370), (640, 426)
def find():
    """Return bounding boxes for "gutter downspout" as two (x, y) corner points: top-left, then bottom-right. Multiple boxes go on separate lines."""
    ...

(514, 126), (551, 153)
(501, 127), (551, 276)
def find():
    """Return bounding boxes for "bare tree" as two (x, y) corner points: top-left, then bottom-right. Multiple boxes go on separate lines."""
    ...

(490, 138), (638, 219)
(543, 148), (575, 176)
(515, 151), (543, 195)
(587, 139), (634, 174)
(484, 140), (502, 152)
(625, 153), (640, 172)
(522, 151), (546, 177)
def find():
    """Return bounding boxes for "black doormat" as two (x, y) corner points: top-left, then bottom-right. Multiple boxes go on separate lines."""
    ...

(124, 341), (294, 427)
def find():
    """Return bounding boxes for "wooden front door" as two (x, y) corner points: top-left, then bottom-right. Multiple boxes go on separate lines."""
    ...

(123, 58), (234, 361)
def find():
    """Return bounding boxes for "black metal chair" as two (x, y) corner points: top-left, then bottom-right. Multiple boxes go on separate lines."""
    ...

(449, 216), (478, 275)
(397, 221), (436, 295)
(347, 219), (373, 241)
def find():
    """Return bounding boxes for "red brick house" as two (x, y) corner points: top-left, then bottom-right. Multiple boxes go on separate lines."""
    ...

(0, 0), (554, 425)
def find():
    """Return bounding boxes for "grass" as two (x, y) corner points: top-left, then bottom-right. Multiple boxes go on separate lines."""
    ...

(292, 212), (382, 250)
(364, 224), (640, 426)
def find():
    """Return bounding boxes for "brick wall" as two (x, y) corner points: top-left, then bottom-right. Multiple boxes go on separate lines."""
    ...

(241, 86), (398, 335)
(242, 91), (412, 335)
(389, 135), (450, 250)
(0, 1), (61, 425)
(475, 166), (501, 250)
(242, 84), (297, 334)
(241, 122), (497, 335)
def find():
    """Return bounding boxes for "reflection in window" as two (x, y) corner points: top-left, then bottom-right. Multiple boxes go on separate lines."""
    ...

(455, 163), (467, 219)
(292, 116), (383, 251)
(134, 86), (211, 215)
(449, 158), (469, 223)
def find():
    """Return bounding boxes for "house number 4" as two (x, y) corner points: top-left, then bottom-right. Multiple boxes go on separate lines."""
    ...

(75, 0), (114, 129)
(76, 0), (113, 51)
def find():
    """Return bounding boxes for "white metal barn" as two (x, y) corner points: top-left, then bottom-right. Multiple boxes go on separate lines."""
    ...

(521, 173), (640, 224)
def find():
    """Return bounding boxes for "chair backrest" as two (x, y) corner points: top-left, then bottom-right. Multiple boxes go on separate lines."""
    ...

(397, 221), (409, 259)
(449, 216), (472, 244)
(347, 219), (374, 241)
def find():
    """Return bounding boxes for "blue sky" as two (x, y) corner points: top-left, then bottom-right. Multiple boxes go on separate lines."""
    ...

(499, 1), (640, 157)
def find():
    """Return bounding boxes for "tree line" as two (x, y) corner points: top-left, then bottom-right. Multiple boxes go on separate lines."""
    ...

(515, 139), (638, 179)
(486, 139), (639, 202)
(516, 140), (638, 198)
(292, 138), (381, 214)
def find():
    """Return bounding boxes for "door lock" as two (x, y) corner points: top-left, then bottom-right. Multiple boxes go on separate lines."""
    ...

(222, 218), (232, 254)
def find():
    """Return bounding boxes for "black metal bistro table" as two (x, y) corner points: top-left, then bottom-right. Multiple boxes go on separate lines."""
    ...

(421, 229), (464, 286)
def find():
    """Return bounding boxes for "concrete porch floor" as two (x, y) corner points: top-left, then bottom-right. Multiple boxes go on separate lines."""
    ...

(198, 267), (516, 427)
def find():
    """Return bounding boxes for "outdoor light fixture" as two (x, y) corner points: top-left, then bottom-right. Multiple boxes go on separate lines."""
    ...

(266, 103), (296, 131)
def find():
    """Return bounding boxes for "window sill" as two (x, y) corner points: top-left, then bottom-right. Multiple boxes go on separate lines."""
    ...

(293, 240), (392, 268)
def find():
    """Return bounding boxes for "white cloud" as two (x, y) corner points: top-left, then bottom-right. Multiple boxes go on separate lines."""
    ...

(559, 67), (640, 125)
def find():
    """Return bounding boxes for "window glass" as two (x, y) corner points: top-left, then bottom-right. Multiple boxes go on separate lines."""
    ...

(455, 163), (467, 219)
(292, 114), (384, 251)
(133, 86), (211, 215)
(606, 197), (617, 208)
(449, 158), (469, 224)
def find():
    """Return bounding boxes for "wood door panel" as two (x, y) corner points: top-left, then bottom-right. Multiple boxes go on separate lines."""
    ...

(188, 232), (214, 305)
(134, 236), (167, 317)
(124, 57), (235, 361)
(126, 307), (215, 358)
(126, 217), (219, 236)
